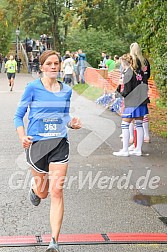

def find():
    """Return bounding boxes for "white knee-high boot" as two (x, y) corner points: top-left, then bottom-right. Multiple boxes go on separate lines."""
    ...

(113, 121), (130, 156)
(121, 121), (130, 152)
(129, 121), (134, 143)
(143, 115), (150, 142)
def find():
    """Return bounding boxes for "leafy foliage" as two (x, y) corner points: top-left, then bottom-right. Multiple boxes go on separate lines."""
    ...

(0, 3), (13, 55)
(66, 27), (129, 67)
(0, 0), (166, 104)
(129, 0), (167, 104)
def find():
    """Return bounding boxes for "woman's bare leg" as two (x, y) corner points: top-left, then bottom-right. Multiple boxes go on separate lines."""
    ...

(31, 168), (49, 199)
(49, 163), (68, 242)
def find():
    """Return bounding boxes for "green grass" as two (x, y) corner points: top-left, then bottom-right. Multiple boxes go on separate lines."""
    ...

(72, 83), (104, 101)
(156, 99), (167, 108)
(161, 132), (167, 138)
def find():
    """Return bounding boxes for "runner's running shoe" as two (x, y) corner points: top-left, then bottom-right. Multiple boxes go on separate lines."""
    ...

(46, 237), (60, 252)
(29, 178), (41, 206)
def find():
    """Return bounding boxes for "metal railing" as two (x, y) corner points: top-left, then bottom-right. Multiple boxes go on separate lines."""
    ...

(20, 42), (28, 68)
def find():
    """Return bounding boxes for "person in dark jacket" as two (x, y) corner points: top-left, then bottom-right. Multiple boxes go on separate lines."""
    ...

(130, 42), (151, 143)
(113, 53), (149, 157)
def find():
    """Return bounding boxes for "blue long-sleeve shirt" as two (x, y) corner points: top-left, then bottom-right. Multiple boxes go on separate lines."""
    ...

(14, 78), (72, 141)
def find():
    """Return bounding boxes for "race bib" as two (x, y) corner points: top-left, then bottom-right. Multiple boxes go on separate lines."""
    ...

(38, 118), (63, 137)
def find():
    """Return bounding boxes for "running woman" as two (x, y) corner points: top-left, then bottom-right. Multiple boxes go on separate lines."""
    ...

(5, 55), (17, 91)
(14, 50), (82, 252)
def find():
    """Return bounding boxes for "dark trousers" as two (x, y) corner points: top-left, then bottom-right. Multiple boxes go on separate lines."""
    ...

(64, 74), (74, 85)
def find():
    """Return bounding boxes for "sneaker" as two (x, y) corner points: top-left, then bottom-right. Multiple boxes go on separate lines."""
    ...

(119, 133), (123, 138)
(113, 149), (129, 157)
(46, 237), (60, 252)
(10, 87), (13, 91)
(29, 178), (41, 206)
(129, 149), (142, 156)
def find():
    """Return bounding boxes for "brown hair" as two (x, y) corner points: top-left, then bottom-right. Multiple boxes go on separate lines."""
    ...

(114, 55), (119, 60)
(121, 53), (133, 65)
(39, 50), (61, 66)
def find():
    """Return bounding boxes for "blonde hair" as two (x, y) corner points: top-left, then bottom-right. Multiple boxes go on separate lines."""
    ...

(130, 42), (145, 69)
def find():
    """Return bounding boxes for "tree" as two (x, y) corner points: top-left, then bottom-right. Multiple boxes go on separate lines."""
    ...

(6, 0), (66, 51)
(129, 0), (167, 103)
(0, 3), (13, 56)
(66, 27), (129, 67)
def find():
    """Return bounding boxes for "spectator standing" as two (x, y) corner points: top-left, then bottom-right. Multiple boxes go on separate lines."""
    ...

(3, 56), (8, 73)
(63, 54), (75, 86)
(16, 56), (22, 73)
(105, 56), (115, 72)
(36, 40), (40, 50)
(130, 42), (151, 143)
(28, 53), (34, 74)
(113, 53), (149, 157)
(47, 35), (52, 49)
(25, 37), (29, 53)
(99, 52), (107, 68)
(114, 55), (121, 70)
(26, 38), (33, 53)
(72, 52), (79, 84)
(77, 49), (87, 84)
(62, 50), (71, 62)
(33, 55), (40, 73)
(39, 43), (46, 55)
(5, 55), (17, 91)
(4, 55), (8, 63)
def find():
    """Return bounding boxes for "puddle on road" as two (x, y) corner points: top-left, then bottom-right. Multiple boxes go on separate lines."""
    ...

(133, 194), (167, 207)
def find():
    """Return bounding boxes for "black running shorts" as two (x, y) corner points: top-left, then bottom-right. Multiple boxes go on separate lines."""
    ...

(26, 138), (69, 173)
(7, 73), (15, 79)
